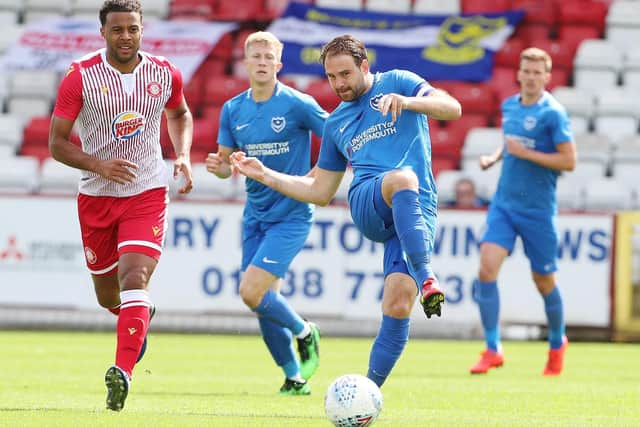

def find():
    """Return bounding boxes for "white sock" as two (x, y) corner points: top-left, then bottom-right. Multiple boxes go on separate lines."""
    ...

(296, 322), (311, 339)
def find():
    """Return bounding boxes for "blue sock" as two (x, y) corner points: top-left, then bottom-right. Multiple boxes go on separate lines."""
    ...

(544, 286), (565, 349)
(367, 315), (410, 387)
(391, 190), (431, 286)
(474, 280), (500, 352)
(258, 316), (298, 378)
(254, 290), (305, 336)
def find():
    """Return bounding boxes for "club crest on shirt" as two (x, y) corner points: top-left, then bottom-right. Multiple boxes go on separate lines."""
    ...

(84, 247), (97, 265)
(146, 81), (162, 98)
(271, 116), (286, 133)
(112, 111), (145, 140)
(370, 93), (384, 111)
(523, 115), (537, 131)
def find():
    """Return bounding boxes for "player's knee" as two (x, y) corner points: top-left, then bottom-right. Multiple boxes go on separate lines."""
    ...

(119, 265), (151, 290)
(239, 281), (261, 308)
(386, 169), (418, 192)
(478, 263), (499, 282)
(382, 296), (413, 318)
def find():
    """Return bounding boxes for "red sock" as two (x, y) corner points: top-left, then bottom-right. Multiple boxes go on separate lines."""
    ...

(108, 305), (120, 316)
(115, 305), (150, 378)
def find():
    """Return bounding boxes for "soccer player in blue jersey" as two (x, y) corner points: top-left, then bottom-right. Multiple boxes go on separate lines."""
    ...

(469, 47), (576, 376)
(230, 34), (461, 387)
(205, 31), (327, 395)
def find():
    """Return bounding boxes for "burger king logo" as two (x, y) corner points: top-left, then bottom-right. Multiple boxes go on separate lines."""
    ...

(112, 111), (145, 140)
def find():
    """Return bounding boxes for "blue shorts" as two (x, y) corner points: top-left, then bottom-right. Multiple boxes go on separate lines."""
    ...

(348, 174), (436, 283)
(481, 202), (558, 274)
(242, 217), (311, 278)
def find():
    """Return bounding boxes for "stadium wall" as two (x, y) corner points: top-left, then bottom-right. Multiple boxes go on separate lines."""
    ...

(0, 195), (617, 339)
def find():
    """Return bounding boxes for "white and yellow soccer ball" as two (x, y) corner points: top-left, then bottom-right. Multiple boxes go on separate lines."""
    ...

(324, 374), (383, 427)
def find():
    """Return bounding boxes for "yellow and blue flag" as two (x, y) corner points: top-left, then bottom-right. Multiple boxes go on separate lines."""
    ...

(268, 2), (524, 82)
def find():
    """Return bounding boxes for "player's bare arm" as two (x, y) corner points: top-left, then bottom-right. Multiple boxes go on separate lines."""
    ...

(505, 137), (576, 172)
(480, 146), (504, 170)
(379, 89), (461, 122)
(165, 98), (194, 193)
(230, 151), (343, 206)
(49, 115), (139, 185)
(206, 145), (234, 179)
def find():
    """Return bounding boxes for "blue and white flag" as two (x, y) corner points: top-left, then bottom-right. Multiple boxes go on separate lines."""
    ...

(268, 2), (524, 82)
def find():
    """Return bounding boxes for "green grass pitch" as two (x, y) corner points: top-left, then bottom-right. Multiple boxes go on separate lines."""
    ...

(1, 331), (638, 426)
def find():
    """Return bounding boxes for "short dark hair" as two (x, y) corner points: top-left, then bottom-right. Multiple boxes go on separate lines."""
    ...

(99, 0), (142, 26)
(319, 35), (368, 67)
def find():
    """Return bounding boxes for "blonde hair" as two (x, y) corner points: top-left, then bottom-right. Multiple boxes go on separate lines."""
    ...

(244, 31), (283, 61)
(520, 47), (552, 72)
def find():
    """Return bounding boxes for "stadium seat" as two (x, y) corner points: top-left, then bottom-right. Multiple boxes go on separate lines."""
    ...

(573, 40), (623, 88)
(461, 0), (511, 14)
(513, 24), (551, 44)
(611, 161), (640, 188)
(583, 177), (633, 211)
(511, 0), (556, 27)
(9, 70), (59, 102)
(19, 144), (50, 163)
(466, 165), (501, 201)
(0, 155), (39, 194)
(448, 83), (495, 116)
(304, 79), (341, 112)
(0, 114), (26, 152)
(365, 0), (412, 14)
(461, 127), (503, 171)
(573, 132), (612, 164)
(432, 156), (459, 178)
(231, 29), (256, 61)
(569, 116), (590, 135)
(605, 1), (640, 50)
(208, 32), (234, 61)
(494, 37), (526, 69)
(22, 116), (51, 148)
(570, 158), (609, 181)
(449, 113), (490, 137)
(529, 38), (577, 74)
(264, 0), (312, 20)
(191, 118), (217, 154)
(203, 76), (249, 107)
(430, 127), (465, 161)
(551, 86), (595, 121)
(413, 0), (461, 15)
(7, 97), (52, 120)
(556, 175), (584, 210)
(214, 0), (264, 22)
(169, 0), (216, 20)
(39, 157), (80, 195)
(0, 24), (25, 55)
(557, 25), (600, 49)
(315, 0), (363, 10)
(593, 89), (640, 144)
(558, 0), (607, 37)
(0, 144), (14, 158)
(612, 135), (640, 161)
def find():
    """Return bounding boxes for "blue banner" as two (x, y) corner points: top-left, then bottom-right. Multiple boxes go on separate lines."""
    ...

(268, 2), (524, 82)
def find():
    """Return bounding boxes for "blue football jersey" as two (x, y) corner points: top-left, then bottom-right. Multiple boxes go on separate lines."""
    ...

(218, 82), (328, 222)
(495, 91), (573, 213)
(317, 70), (437, 215)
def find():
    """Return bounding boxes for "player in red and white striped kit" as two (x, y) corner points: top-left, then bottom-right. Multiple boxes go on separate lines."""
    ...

(49, 0), (193, 411)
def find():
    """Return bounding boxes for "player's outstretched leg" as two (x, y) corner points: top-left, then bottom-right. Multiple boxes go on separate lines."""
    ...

(297, 321), (320, 380)
(543, 335), (568, 376)
(136, 304), (156, 363)
(279, 378), (311, 396)
(105, 365), (130, 411)
(420, 277), (445, 319)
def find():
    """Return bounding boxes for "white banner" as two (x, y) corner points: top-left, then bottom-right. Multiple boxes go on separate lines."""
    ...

(0, 18), (237, 82)
(0, 196), (613, 327)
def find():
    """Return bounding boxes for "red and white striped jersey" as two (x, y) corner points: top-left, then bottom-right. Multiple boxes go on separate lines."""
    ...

(53, 48), (184, 197)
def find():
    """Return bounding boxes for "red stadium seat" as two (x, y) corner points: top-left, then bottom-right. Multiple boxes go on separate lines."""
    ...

(511, 0), (557, 26)
(430, 127), (466, 160)
(203, 76), (250, 107)
(450, 113), (491, 137)
(448, 83), (496, 115)
(232, 29), (256, 60)
(528, 38), (577, 73)
(194, 58), (228, 80)
(461, 0), (512, 14)
(22, 116), (51, 147)
(191, 118), (217, 154)
(547, 67), (569, 90)
(305, 79), (341, 112)
(513, 23), (551, 44)
(183, 74), (204, 115)
(200, 105), (222, 123)
(494, 37), (526, 69)
(19, 144), (51, 164)
(209, 32), (234, 61)
(432, 156), (459, 178)
(311, 134), (322, 166)
(558, 0), (608, 37)
(214, 0), (264, 21)
(169, 0), (217, 20)
(557, 25), (600, 48)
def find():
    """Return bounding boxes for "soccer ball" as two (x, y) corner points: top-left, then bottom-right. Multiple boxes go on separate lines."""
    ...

(324, 374), (383, 427)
